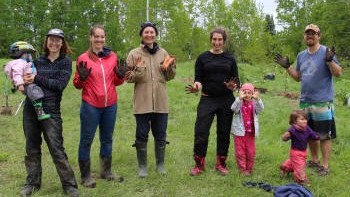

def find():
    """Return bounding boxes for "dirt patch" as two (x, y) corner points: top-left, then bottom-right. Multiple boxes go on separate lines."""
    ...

(255, 87), (267, 94)
(277, 92), (300, 100)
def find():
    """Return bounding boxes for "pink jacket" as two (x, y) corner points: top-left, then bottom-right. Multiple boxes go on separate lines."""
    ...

(73, 50), (124, 108)
(4, 59), (34, 86)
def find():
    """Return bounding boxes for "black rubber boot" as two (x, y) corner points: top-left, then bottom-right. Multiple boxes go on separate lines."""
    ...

(100, 156), (124, 182)
(78, 160), (96, 188)
(155, 140), (167, 175)
(53, 158), (78, 193)
(135, 141), (148, 178)
(20, 156), (41, 196)
(64, 186), (80, 197)
(20, 185), (40, 197)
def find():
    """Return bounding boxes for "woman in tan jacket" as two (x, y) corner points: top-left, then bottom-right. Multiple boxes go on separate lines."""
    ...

(126, 21), (176, 178)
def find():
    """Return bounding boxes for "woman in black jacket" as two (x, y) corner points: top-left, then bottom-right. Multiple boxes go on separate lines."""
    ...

(21, 28), (79, 197)
(186, 27), (240, 176)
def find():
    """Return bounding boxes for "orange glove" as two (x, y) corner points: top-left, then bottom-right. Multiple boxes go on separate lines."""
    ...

(162, 55), (176, 71)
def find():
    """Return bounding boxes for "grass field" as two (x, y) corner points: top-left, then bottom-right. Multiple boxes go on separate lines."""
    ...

(0, 59), (349, 197)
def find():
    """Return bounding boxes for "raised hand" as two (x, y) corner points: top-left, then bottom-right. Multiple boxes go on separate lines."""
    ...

(185, 82), (201, 94)
(185, 84), (198, 94)
(252, 89), (260, 100)
(239, 89), (246, 100)
(134, 56), (144, 68)
(162, 55), (176, 71)
(224, 77), (238, 91)
(114, 60), (127, 79)
(274, 53), (291, 69)
(325, 46), (336, 62)
(77, 61), (91, 81)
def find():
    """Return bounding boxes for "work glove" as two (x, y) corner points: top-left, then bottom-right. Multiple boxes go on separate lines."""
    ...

(162, 55), (176, 71)
(274, 53), (291, 69)
(114, 60), (127, 79)
(325, 46), (336, 62)
(77, 61), (91, 81)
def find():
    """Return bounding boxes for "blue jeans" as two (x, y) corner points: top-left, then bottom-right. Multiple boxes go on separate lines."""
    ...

(78, 101), (117, 161)
(135, 113), (168, 142)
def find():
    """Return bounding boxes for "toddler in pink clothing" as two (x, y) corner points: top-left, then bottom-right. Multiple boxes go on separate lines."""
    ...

(4, 41), (50, 120)
(280, 110), (319, 186)
(230, 83), (264, 176)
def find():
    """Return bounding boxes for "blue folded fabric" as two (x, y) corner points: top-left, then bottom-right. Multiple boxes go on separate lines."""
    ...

(273, 183), (313, 197)
(242, 181), (314, 197)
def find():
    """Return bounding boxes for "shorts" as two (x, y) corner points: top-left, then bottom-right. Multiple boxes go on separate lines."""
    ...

(300, 102), (336, 140)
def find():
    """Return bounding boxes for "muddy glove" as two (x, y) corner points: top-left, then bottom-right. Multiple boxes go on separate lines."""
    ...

(77, 61), (91, 81)
(162, 55), (176, 71)
(224, 77), (238, 91)
(325, 46), (336, 62)
(274, 54), (291, 69)
(185, 84), (198, 94)
(114, 60), (127, 79)
(185, 82), (201, 94)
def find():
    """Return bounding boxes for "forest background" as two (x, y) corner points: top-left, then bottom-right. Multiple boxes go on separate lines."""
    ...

(0, 0), (349, 65)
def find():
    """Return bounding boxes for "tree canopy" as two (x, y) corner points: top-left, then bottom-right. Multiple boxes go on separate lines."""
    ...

(0, 0), (349, 63)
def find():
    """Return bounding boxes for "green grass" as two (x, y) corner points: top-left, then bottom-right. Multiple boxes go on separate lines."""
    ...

(0, 59), (349, 196)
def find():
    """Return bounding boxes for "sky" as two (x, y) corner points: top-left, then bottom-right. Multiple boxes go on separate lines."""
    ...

(255, 0), (281, 30)
(226, 0), (279, 21)
(225, 0), (281, 30)
(226, 0), (278, 16)
(255, 0), (278, 17)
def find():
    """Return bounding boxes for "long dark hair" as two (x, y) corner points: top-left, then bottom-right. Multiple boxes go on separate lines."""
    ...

(43, 36), (72, 56)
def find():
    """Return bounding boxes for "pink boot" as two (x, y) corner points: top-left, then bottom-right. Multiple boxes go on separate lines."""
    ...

(190, 155), (205, 176)
(215, 156), (228, 175)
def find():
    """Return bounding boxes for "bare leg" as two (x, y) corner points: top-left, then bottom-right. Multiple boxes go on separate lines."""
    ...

(308, 140), (319, 162)
(320, 139), (332, 169)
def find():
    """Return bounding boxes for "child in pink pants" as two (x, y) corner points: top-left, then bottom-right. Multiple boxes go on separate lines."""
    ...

(280, 110), (319, 186)
(230, 83), (264, 176)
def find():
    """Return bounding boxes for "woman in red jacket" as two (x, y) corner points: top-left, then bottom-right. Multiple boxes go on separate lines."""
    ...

(73, 24), (125, 188)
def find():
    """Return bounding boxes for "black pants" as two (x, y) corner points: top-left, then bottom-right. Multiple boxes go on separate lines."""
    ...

(135, 113), (168, 142)
(193, 95), (235, 157)
(22, 100), (77, 189)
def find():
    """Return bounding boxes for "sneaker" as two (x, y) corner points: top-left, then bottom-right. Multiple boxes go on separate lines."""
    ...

(20, 185), (40, 196)
(306, 160), (320, 169)
(317, 166), (329, 176)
